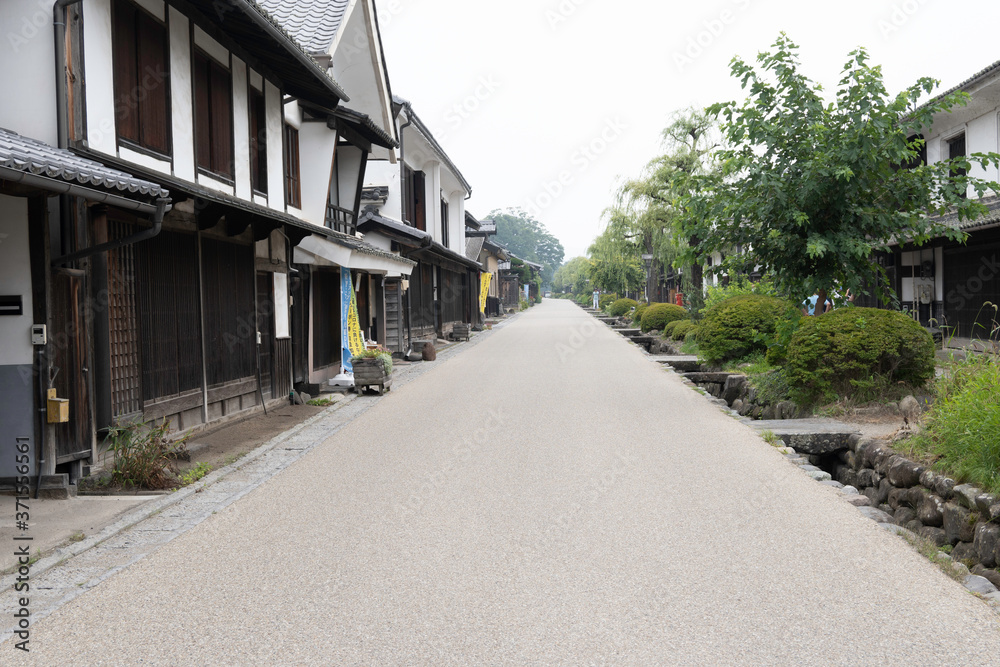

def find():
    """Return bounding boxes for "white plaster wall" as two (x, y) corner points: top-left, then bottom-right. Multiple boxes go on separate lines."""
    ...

(364, 160), (402, 220)
(296, 122), (336, 226)
(0, 1), (59, 144)
(361, 230), (393, 252)
(967, 112), (998, 183)
(265, 81), (285, 210)
(169, 8), (194, 181)
(448, 191), (464, 253)
(328, 0), (393, 148)
(337, 145), (364, 212)
(83, 0), (117, 155)
(0, 196), (34, 366)
(426, 161), (440, 243)
(232, 58), (251, 200)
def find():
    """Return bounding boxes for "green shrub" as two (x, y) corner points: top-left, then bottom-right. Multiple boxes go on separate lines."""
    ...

(698, 294), (794, 364)
(640, 303), (687, 332)
(633, 303), (652, 325)
(608, 298), (638, 317)
(785, 308), (935, 405)
(598, 294), (618, 311)
(105, 419), (188, 489)
(671, 319), (696, 341)
(662, 319), (682, 338)
(703, 276), (779, 312)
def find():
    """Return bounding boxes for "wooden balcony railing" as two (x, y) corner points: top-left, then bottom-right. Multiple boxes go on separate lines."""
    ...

(326, 204), (357, 236)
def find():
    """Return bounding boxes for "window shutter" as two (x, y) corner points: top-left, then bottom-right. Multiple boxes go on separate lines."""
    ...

(112, 1), (139, 143)
(136, 11), (169, 154)
(210, 61), (233, 177)
(194, 52), (212, 172)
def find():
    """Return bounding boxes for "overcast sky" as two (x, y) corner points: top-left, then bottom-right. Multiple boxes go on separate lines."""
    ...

(378, 0), (1000, 260)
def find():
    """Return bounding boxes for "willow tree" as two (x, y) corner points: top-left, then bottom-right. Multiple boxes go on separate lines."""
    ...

(587, 229), (645, 297)
(680, 34), (1000, 310)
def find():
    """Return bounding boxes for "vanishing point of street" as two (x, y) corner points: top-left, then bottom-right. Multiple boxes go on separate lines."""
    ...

(8, 300), (1000, 664)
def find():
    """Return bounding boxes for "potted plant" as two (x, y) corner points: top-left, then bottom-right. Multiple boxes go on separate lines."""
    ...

(352, 345), (393, 395)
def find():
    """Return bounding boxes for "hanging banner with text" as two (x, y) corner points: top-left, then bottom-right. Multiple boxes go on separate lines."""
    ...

(348, 283), (365, 357)
(341, 270), (353, 373)
(479, 272), (492, 313)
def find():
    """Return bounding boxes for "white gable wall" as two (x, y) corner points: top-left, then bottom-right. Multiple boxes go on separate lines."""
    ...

(0, 1), (59, 144)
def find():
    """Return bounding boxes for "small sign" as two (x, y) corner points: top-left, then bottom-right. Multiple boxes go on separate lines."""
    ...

(0, 295), (23, 316)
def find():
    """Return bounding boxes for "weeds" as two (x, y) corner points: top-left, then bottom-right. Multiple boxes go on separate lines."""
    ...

(180, 462), (212, 485)
(307, 398), (335, 406)
(905, 306), (1000, 494)
(104, 418), (188, 489)
(760, 430), (782, 447)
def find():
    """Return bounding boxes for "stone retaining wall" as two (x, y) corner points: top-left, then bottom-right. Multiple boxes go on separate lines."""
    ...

(823, 438), (1000, 587)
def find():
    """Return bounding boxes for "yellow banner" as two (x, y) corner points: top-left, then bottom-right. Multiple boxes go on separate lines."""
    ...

(348, 284), (365, 356)
(479, 272), (492, 313)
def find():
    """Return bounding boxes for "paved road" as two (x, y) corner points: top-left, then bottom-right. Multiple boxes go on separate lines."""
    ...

(9, 300), (1000, 664)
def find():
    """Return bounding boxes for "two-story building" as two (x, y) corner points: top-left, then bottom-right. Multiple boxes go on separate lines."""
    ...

(880, 60), (1000, 339)
(0, 0), (404, 491)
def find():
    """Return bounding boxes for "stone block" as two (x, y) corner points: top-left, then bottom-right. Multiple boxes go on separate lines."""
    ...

(888, 487), (908, 510)
(943, 503), (976, 545)
(837, 467), (859, 488)
(963, 575), (999, 596)
(846, 495), (871, 507)
(858, 506), (894, 523)
(952, 541), (977, 562)
(990, 503), (1000, 524)
(894, 507), (918, 527)
(919, 469), (938, 491)
(973, 523), (1000, 568)
(972, 565), (1000, 590)
(905, 519), (924, 534)
(919, 526), (948, 547)
(933, 476), (955, 500)
(887, 458), (924, 488)
(722, 374), (747, 405)
(918, 494), (945, 527)
(975, 493), (998, 514)
(875, 452), (901, 476)
(953, 484), (982, 511)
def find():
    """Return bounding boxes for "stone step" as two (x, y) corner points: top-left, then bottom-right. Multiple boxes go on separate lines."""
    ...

(746, 419), (861, 455)
(683, 371), (734, 384)
(651, 355), (702, 372)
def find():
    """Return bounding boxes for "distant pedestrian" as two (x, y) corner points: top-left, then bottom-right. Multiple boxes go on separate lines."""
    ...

(593, 289), (600, 309)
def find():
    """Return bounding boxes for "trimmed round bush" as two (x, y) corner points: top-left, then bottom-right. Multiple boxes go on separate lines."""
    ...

(632, 303), (652, 325)
(640, 303), (687, 332)
(671, 319), (696, 341)
(785, 307), (935, 404)
(608, 298), (638, 317)
(684, 327), (700, 344)
(599, 294), (618, 311)
(698, 294), (794, 364)
(662, 318), (682, 338)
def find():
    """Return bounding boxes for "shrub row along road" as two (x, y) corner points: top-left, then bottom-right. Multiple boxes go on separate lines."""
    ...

(10, 300), (1000, 664)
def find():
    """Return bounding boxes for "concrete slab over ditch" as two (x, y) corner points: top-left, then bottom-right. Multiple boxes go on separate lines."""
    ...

(747, 419), (861, 454)
(649, 355), (701, 372)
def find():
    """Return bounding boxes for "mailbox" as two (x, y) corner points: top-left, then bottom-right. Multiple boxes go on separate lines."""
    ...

(46, 388), (69, 424)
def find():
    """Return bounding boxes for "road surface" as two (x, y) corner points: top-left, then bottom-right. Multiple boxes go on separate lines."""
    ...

(9, 300), (1000, 664)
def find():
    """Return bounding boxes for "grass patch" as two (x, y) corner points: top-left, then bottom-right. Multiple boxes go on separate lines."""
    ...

(307, 397), (335, 406)
(760, 430), (782, 447)
(724, 352), (794, 406)
(69, 531), (85, 543)
(104, 418), (189, 489)
(904, 345), (1000, 494)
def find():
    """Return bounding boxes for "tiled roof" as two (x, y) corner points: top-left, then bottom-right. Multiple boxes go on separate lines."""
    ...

(256, 0), (349, 53)
(0, 127), (168, 199)
(914, 59), (1000, 115)
(465, 235), (485, 261)
(329, 226), (415, 266)
(935, 195), (1000, 232)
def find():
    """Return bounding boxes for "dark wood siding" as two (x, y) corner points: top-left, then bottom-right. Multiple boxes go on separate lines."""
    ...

(312, 269), (340, 369)
(440, 268), (464, 324)
(112, 0), (170, 155)
(411, 262), (435, 330)
(404, 167), (426, 231)
(136, 230), (202, 403)
(944, 241), (1000, 338)
(385, 278), (403, 352)
(256, 272), (274, 399)
(201, 238), (255, 387)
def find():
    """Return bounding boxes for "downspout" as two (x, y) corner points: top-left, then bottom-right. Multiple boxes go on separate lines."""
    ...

(52, 198), (170, 266)
(55, 0), (83, 259)
(398, 103), (415, 355)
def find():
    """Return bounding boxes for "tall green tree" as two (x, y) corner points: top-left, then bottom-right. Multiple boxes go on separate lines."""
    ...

(552, 256), (593, 295)
(587, 228), (645, 296)
(489, 208), (565, 284)
(681, 34), (1000, 309)
(610, 108), (720, 308)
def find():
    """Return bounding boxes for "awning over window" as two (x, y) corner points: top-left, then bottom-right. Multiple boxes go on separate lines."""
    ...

(294, 233), (415, 276)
